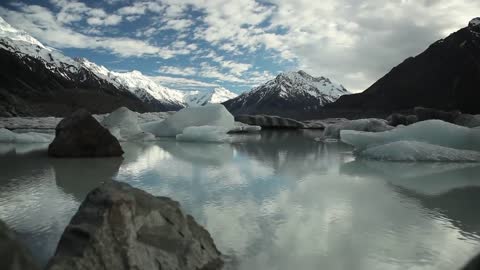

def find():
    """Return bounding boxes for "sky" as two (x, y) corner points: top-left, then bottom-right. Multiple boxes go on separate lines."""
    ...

(0, 0), (479, 94)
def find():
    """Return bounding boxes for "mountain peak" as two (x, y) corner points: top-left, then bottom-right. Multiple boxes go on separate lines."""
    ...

(0, 16), (46, 49)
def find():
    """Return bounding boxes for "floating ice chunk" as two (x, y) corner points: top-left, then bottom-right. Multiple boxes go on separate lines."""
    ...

(142, 104), (234, 137)
(0, 128), (53, 143)
(176, 126), (230, 143)
(101, 107), (156, 141)
(324, 118), (393, 139)
(358, 141), (480, 162)
(341, 120), (480, 151)
(229, 122), (261, 133)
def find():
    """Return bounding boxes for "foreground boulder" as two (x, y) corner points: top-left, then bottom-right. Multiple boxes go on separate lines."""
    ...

(236, 114), (305, 129)
(47, 181), (223, 270)
(48, 109), (123, 157)
(0, 220), (39, 270)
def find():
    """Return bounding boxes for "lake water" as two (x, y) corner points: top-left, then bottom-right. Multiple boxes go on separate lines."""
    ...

(1, 130), (480, 269)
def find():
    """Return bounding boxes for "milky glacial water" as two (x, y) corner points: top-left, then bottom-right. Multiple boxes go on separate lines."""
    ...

(1, 130), (480, 269)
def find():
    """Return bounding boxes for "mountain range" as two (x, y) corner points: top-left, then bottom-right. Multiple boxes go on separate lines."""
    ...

(223, 70), (349, 117)
(0, 16), (237, 116)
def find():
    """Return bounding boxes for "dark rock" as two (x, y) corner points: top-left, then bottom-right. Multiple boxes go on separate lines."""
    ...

(0, 220), (39, 270)
(387, 113), (418, 126)
(414, 107), (461, 123)
(461, 252), (480, 269)
(454, 114), (480, 128)
(46, 181), (223, 270)
(236, 114), (306, 129)
(48, 109), (123, 157)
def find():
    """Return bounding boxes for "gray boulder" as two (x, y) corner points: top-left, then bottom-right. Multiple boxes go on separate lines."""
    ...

(236, 114), (305, 129)
(47, 181), (223, 270)
(454, 114), (480, 128)
(48, 109), (123, 157)
(0, 220), (39, 270)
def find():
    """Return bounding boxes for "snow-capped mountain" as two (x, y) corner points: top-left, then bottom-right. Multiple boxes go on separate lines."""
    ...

(0, 16), (195, 116)
(223, 70), (349, 117)
(78, 59), (185, 110)
(185, 87), (238, 107)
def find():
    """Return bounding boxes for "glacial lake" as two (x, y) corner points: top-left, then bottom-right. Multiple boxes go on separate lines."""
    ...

(1, 130), (480, 269)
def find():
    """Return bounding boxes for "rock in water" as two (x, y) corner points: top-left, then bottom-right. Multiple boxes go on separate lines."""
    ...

(48, 109), (123, 157)
(0, 220), (39, 270)
(47, 181), (223, 270)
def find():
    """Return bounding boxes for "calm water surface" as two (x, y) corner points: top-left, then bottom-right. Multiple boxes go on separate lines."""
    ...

(1, 130), (480, 269)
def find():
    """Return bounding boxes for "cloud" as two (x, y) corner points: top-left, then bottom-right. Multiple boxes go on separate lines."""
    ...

(149, 75), (220, 91)
(158, 66), (198, 76)
(0, 4), (190, 58)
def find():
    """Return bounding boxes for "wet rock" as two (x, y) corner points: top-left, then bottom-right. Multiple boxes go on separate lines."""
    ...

(48, 109), (123, 157)
(0, 220), (39, 270)
(47, 181), (223, 270)
(236, 114), (305, 129)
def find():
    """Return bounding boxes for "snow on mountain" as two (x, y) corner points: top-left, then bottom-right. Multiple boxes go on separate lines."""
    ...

(223, 70), (349, 117)
(77, 58), (185, 108)
(185, 87), (238, 107)
(0, 17), (186, 109)
(249, 70), (349, 105)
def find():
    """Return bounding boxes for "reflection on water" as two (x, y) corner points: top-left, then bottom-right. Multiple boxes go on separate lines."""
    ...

(0, 130), (480, 269)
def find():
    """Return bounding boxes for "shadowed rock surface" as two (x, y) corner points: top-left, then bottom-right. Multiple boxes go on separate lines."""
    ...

(0, 220), (39, 270)
(46, 181), (223, 270)
(48, 109), (123, 157)
(235, 115), (306, 129)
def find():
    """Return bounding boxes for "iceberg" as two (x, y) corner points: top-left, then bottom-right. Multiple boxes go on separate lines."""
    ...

(324, 118), (393, 139)
(101, 107), (156, 141)
(176, 126), (230, 143)
(358, 141), (480, 162)
(341, 120), (480, 151)
(0, 128), (53, 143)
(142, 104), (234, 137)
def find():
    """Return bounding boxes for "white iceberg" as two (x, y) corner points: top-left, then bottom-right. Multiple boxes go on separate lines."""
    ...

(229, 122), (262, 133)
(101, 107), (156, 141)
(358, 141), (480, 162)
(142, 104), (234, 137)
(341, 120), (480, 151)
(0, 128), (53, 143)
(324, 118), (393, 139)
(176, 126), (231, 143)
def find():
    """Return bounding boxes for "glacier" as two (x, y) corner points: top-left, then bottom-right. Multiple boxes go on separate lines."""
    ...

(324, 118), (393, 139)
(142, 104), (235, 137)
(100, 107), (156, 142)
(0, 128), (53, 143)
(358, 141), (480, 162)
(341, 120), (480, 162)
(341, 120), (480, 151)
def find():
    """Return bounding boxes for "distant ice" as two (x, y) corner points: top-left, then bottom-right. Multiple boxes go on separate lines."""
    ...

(341, 120), (480, 151)
(324, 118), (393, 139)
(358, 141), (480, 162)
(0, 128), (53, 143)
(142, 104), (234, 137)
(101, 107), (156, 141)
